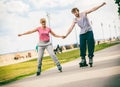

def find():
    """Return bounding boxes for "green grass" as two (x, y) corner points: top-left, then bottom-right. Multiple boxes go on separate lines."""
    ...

(0, 42), (119, 85)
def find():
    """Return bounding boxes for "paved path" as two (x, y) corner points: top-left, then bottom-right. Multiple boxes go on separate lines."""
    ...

(2, 44), (120, 87)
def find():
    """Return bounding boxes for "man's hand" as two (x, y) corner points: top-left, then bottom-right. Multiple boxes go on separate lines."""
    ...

(18, 34), (23, 37)
(61, 36), (67, 39)
(102, 2), (106, 6)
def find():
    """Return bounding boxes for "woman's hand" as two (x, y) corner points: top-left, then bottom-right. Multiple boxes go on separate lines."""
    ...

(18, 34), (23, 37)
(61, 36), (66, 39)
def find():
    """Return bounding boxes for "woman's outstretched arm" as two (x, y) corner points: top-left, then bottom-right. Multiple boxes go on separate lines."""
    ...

(18, 28), (38, 36)
(50, 29), (65, 38)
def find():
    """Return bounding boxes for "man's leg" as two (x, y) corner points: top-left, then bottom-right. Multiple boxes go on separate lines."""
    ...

(79, 34), (88, 67)
(87, 31), (95, 67)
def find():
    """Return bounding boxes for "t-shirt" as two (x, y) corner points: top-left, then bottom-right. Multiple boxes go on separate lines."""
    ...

(74, 12), (92, 34)
(37, 27), (51, 42)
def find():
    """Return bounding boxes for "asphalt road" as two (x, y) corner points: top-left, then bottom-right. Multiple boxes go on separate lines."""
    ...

(2, 44), (120, 87)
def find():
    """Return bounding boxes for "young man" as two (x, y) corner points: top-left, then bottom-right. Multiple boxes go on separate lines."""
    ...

(18, 18), (64, 76)
(64, 2), (106, 67)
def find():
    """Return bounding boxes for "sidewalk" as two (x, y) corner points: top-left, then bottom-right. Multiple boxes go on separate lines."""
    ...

(1, 44), (120, 87)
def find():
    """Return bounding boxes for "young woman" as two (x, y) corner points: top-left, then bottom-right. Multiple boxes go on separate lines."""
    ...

(64, 2), (106, 67)
(18, 18), (64, 76)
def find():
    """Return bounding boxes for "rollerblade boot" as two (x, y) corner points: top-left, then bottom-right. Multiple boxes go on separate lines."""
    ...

(89, 58), (93, 67)
(36, 72), (41, 76)
(36, 66), (41, 76)
(57, 64), (62, 72)
(79, 58), (88, 67)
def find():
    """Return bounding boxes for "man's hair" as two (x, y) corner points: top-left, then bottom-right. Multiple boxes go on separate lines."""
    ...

(71, 8), (79, 13)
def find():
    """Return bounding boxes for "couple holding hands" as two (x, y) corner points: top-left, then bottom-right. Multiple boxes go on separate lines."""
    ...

(18, 2), (106, 76)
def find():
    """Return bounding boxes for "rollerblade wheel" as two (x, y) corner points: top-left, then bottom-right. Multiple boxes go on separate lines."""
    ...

(57, 65), (62, 72)
(59, 69), (62, 72)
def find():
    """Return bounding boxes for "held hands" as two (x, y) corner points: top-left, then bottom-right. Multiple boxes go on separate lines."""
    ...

(18, 34), (23, 37)
(61, 35), (67, 39)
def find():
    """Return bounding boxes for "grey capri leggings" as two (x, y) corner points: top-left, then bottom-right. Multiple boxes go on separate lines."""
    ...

(37, 41), (60, 68)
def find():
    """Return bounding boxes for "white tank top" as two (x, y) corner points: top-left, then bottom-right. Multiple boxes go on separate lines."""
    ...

(74, 12), (92, 34)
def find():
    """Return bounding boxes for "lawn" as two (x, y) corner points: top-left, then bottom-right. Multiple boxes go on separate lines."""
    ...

(0, 42), (119, 85)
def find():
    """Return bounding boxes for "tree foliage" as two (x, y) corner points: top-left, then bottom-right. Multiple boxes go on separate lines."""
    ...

(115, 0), (120, 15)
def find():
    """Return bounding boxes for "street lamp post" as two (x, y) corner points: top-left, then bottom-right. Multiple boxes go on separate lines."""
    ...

(114, 25), (117, 38)
(119, 26), (120, 37)
(101, 22), (105, 42)
(46, 12), (52, 43)
(109, 24), (112, 42)
(74, 26), (79, 47)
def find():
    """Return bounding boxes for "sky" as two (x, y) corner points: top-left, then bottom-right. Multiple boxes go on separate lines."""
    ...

(0, 0), (120, 54)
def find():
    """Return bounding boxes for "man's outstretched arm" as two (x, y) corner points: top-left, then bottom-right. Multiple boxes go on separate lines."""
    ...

(85, 2), (106, 14)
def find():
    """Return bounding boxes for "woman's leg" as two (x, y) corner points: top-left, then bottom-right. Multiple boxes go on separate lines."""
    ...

(37, 46), (45, 76)
(46, 44), (62, 72)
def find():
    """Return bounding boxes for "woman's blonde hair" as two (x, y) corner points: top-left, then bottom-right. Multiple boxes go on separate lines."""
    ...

(40, 18), (46, 23)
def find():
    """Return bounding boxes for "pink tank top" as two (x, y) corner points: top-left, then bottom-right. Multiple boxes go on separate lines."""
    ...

(37, 27), (51, 42)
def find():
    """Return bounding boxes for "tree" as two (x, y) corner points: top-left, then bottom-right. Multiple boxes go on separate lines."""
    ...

(115, 0), (120, 15)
